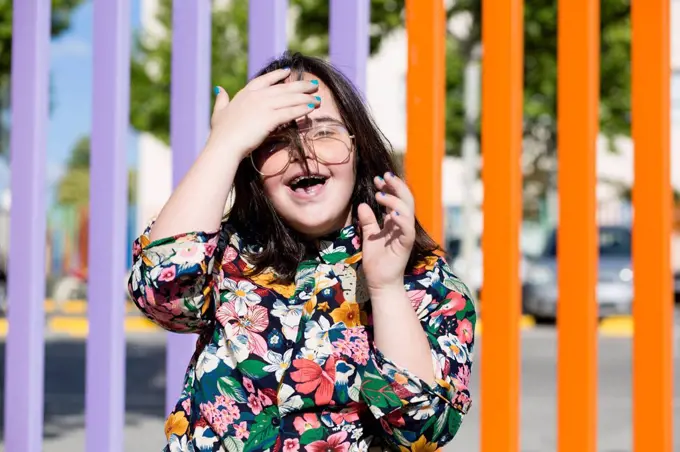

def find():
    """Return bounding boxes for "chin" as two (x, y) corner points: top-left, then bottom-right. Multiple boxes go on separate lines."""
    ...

(285, 215), (347, 238)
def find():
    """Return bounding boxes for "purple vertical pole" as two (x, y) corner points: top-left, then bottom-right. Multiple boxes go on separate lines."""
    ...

(85, 0), (130, 450)
(248, 0), (288, 79)
(3, 1), (50, 451)
(167, 0), (212, 415)
(330, 0), (370, 92)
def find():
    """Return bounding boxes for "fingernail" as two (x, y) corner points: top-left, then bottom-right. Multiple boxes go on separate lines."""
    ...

(394, 211), (400, 216)
(311, 80), (319, 85)
(377, 176), (384, 182)
(308, 103), (315, 109)
(283, 66), (290, 71)
(213, 86), (220, 96)
(315, 96), (321, 101)
(386, 172), (394, 178)
(379, 191), (385, 196)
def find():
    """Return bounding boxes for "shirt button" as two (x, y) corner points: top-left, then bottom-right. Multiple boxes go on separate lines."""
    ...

(271, 417), (281, 426)
(285, 339), (295, 348)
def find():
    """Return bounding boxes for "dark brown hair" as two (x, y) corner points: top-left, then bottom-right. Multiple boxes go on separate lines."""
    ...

(228, 52), (440, 282)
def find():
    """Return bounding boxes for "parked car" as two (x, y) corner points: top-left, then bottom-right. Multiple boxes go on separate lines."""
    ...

(522, 226), (633, 321)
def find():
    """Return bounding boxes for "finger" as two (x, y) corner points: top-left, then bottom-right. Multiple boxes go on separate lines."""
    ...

(269, 93), (321, 110)
(212, 86), (230, 113)
(266, 79), (320, 96)
(388, 209), (415, 237)
(272, 103), (318, 126)
(246, 68), (292, 90)
(380, 172), (415, 210)
(375, 191), (412, 218)
(357, 203), (381, 238)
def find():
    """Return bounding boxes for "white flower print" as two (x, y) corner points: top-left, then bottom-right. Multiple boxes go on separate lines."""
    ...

(221, 278), (261, 314)
(263, 349), (293, 381)
(437, 333), (469, 364)
(278, 383), (304, 416)
(270, 300), (303, 341)
(223, 323), (250, 367)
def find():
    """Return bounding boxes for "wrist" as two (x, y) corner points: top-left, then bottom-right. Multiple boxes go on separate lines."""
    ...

(202, 138), (248, 165)
(368, 281), (406, 300)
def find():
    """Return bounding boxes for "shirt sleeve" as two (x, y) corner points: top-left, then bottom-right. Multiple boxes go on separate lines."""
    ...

(127, 220), (228, 333)
(359, 256), (476, 450)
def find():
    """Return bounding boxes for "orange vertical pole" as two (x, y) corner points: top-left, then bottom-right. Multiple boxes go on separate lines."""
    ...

(404, 0), (445, 244)
(631, 1), (673, 451)
(556, 0), (599, 451)
(479, 0), (523, 451)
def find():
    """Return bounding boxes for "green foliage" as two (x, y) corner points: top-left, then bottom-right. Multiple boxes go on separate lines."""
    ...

(57, 136), (137, 206)
(0, 0), (87, 154)
(129, 0), (631, 161)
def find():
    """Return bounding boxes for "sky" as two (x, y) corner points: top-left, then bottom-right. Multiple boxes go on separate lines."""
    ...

(0, 0), (142, 202)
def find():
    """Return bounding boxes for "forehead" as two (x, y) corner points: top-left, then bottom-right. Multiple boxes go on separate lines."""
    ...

(288, 72), (342, 128)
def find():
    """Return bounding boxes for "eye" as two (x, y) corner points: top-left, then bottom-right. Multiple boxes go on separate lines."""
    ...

(308, 125), (341, 140)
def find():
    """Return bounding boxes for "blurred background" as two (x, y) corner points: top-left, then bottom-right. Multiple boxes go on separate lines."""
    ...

(0, 0), (678, 450)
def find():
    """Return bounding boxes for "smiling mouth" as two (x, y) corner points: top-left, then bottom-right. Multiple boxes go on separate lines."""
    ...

(287, 174), (329, 194)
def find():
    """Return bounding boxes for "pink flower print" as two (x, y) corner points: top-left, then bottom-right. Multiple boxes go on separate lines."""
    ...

(305, 431), (350, 452)
(136, 296), (146, 309)
(216, 303), (269, 356)
(351, 235), (360, 250)
(293, 413), (321, 435)
(247, 393), (262, 415)
(224, 246), (238, 262)
(158, 266), (177, 282)
(181, 398), (191, 414)
(432, 291), (467, 317)
(173, 244), (205, 265)
(258, 389), (273, 406)
(204, 241), (217, 258)
(284, 438), (300, 452)
(456, 318), (474, 344)
(455, 364), (471, 389)
(243, 377), (255, 393)
(234, 422), (249, 440)
(406, 289), (427, 311)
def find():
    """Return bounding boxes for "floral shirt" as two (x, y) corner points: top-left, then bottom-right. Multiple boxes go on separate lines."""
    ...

(128, 221), (476, 452)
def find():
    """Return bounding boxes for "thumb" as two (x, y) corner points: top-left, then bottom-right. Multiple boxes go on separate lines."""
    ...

(357, 203), (381, 238)
(212, 86), (230, 113)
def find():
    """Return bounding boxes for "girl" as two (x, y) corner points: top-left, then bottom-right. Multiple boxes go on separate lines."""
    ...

(129, 52), (476, 452)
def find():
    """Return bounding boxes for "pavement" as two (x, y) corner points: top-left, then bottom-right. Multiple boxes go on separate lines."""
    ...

(0, 303), (677, 451)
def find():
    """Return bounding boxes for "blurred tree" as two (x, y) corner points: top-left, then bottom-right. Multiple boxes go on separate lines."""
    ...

(130, 0), (630, 153)
(129, 0), (631, 217)
(57, 135), (137, 206)
(0, 0), (87, 155)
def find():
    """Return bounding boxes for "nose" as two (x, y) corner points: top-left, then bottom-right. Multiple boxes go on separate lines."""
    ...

(289, 138), (317, 163)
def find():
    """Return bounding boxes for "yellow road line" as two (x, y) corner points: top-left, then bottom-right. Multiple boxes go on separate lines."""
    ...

(599, 315), (634, 337)
(475, 315), (536, 335)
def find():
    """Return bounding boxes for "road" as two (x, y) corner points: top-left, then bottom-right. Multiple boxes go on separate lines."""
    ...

(0, 325), (677, 452)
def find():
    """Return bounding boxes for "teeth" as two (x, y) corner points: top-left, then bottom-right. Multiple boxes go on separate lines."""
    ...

(290, 175), (326, 185)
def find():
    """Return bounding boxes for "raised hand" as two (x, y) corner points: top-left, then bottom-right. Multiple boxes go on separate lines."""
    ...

(208, 68), (321, 160)
(357, 172), (416, 292)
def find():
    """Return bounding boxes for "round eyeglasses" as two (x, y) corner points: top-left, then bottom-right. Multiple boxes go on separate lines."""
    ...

(250, 123), (355, 177)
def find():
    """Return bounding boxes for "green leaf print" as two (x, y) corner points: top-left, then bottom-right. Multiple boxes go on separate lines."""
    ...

(217, 376), (247, 403)
(392, 428), (409, 446)
(433, 407), (448, 438)
(448, 410), (464, 436)
(300, 426), (328, 445)
(244, 407), (280, 452)
(238, 359), (270, 379)
(321, 251), (350, 264)
(224, 436), (245, 452)
(443, 277), (474, 301)
(360, 373), (402, 408)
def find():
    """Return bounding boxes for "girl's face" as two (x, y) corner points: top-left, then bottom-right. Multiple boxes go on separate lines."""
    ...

(253, 73), (356, 238)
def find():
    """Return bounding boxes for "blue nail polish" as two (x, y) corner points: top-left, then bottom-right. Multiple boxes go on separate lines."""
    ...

(307, 103), (315, 109)
(311, 80), (319, 85)
(315, 96), (321, 101)
(377, 176), (384, 181)
(213, 86), (220, 96)
(395, 211), (400, 216)
(387, 172), (394, 178)
(283, 66), (290, 71)
(379, 191), (385, 196)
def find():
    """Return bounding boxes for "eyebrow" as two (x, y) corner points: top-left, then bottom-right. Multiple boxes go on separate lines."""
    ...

(296, 115), (345, 129)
